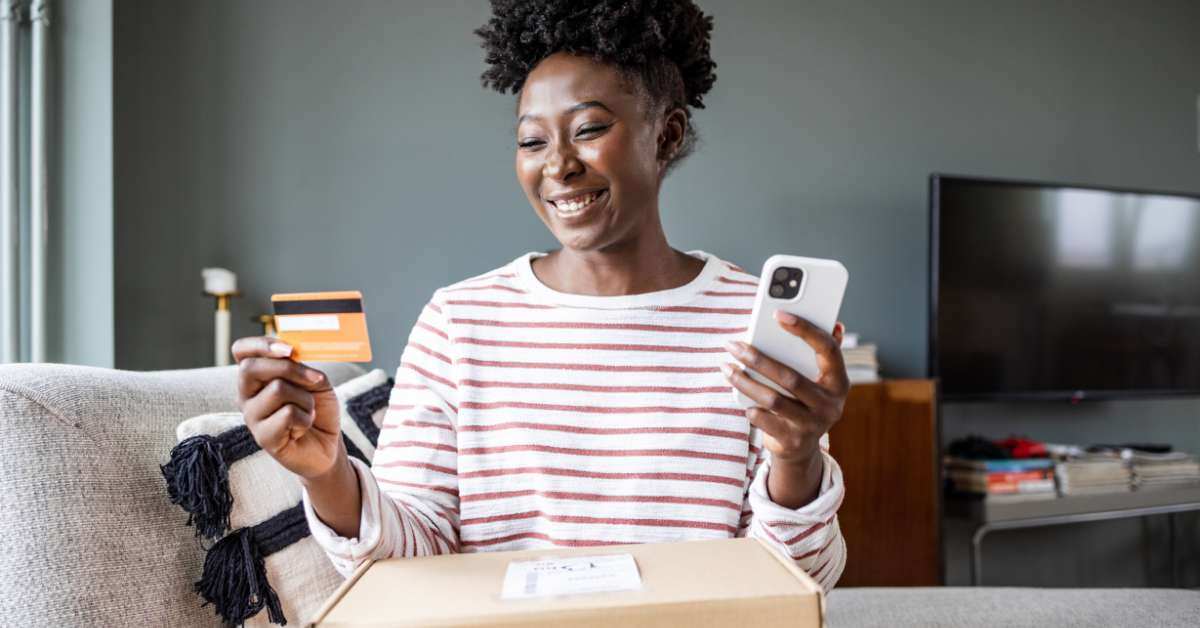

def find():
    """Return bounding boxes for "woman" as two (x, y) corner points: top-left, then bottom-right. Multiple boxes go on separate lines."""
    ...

(234, 0), (848, 591)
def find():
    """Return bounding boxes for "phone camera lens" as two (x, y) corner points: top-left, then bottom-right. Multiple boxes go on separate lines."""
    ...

(771, 266), (803, 299)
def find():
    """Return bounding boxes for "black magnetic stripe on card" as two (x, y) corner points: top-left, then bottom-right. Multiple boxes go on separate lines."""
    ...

(272, 298), (363, 315)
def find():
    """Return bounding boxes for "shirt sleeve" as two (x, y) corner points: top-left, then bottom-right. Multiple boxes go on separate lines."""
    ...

(303, 295), (461, 578)
(738, 430), (846, 592)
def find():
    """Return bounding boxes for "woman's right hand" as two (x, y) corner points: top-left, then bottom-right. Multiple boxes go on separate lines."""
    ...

(233, 336), (344, 480)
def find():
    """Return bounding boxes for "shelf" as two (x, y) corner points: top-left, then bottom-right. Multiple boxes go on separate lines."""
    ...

(947, 484), (1200, 524)
(950, 484), (1200, 585)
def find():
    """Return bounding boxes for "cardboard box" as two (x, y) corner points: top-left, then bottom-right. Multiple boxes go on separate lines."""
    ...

(310, 537), (825, 627)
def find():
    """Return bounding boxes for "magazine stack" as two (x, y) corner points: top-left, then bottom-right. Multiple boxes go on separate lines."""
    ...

(1055, 452), (1132, 496)
(1130, 451), (1200, 489)
(945, 457), (1057, 503)
(840, 332), (879, 384)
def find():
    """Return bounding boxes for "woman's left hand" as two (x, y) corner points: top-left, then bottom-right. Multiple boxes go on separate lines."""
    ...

(722, 310), (850, 507)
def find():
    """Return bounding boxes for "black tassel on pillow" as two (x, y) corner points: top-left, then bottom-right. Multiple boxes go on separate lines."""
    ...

(162, 427), (263, 539)
(195, 527), (286, 626)
(161, 435), (233, 540)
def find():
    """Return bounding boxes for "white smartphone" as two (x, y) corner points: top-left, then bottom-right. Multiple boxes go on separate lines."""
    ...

(734, 255), (849, 408)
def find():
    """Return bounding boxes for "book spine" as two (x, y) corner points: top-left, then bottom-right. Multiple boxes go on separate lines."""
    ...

(945, 458), (1055, 472)
(985, 470), (1052, 485)
(949, 470), (1055, 494)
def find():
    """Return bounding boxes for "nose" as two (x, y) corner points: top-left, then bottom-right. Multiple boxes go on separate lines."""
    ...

(543, 138), (583, 182)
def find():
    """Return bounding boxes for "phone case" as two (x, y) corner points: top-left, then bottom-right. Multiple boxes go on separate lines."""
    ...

(734, 255), (849, 408)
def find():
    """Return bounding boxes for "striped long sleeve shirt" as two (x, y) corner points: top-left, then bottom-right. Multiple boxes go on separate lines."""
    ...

(303, 250), (846, 591)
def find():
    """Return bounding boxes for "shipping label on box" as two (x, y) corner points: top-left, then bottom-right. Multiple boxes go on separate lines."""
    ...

(500, 553), (642, 600)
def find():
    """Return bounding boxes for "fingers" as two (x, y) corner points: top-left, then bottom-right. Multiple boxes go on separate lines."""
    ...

(725, 340), (825, 409)
(236, 354), (330, 400)
(253, 402), (316, 456)
(231, 336), (293, 362)
(233, 336), (308, 400)
(721, 362), (805, 417)
(745, 407), (819, 459)
(242, 379), (316, 454)
(772, 311), (850, 394)
(241, 378), (315, 426)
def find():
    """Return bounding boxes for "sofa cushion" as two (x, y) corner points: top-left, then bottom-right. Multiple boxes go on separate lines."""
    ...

(0, 362), (362, 628)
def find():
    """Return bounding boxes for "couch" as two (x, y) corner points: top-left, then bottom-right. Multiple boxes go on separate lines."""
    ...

(1, 363), (1197, 626)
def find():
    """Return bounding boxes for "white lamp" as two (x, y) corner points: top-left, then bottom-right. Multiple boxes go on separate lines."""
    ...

(201, 268), (239, 366)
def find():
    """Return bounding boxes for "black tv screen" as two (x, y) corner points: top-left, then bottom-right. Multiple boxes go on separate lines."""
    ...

(930, 175), (1200, 400)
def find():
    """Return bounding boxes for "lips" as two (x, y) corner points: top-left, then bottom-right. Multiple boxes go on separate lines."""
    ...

(545, 188), (608, 220)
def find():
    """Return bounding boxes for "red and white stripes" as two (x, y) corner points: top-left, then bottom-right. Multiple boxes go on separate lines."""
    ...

(302, 251), (845, 591)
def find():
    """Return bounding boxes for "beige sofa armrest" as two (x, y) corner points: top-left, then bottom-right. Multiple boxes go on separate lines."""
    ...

(0, 362), (363, 627)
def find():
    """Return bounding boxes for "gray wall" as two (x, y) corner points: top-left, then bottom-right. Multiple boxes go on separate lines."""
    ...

(114, 1), (1200, 586)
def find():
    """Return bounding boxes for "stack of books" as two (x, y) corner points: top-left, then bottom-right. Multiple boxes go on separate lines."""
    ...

(945, 457), (1057, 503)
(1130, 452), (1200, 490)
(840, 333), (879, 384)
(1055, 452), (1132, 495)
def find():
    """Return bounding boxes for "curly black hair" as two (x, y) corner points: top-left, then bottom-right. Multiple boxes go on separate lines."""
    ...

(475, 0), (717, 173)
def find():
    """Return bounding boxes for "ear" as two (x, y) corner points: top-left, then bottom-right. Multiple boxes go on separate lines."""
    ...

(656, 106), (689, 168)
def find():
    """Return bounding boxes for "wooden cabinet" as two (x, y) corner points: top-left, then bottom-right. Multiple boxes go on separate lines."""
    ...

(828, 379), (940, 586)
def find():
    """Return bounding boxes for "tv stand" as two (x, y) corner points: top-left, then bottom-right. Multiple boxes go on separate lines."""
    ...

(947, 486), (1200, 586)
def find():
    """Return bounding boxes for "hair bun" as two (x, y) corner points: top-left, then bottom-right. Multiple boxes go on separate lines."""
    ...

(476, 0), (717, 109)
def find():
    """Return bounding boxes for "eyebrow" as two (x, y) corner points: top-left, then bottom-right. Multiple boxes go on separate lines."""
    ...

(517, 100), (613, 125)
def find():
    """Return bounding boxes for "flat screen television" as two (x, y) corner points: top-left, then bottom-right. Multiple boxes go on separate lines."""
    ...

(929, 175), (1200, 401)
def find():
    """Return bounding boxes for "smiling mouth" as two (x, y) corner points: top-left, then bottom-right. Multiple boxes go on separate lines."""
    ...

(546, 189), (608, 218)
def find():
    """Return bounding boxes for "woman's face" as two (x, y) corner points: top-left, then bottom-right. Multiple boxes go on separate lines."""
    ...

(515, 53), (677, 253)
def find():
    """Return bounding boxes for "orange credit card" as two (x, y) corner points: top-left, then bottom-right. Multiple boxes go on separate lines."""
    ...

(271, 290), (372, 363)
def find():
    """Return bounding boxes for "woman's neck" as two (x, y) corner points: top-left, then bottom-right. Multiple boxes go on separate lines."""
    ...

(531, 225), (705, 297)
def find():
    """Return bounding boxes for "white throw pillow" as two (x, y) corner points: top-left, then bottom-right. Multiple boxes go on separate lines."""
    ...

(162, 368), (392, 626)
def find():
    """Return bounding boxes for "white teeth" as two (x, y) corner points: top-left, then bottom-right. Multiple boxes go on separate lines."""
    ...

(552, 191), (601, 215)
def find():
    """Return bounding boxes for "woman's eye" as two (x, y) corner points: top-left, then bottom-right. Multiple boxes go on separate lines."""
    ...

(576, 124), (610, 138)
(518, 139), (545, 149)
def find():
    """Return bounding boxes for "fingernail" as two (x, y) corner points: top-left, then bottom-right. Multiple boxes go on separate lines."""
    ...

(774, 310), (798, 325)
(306, 369), (323, 383)
(269, 342), (293, 357)
(725, 340), (743, 356)
(720, 362), (736, 378)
